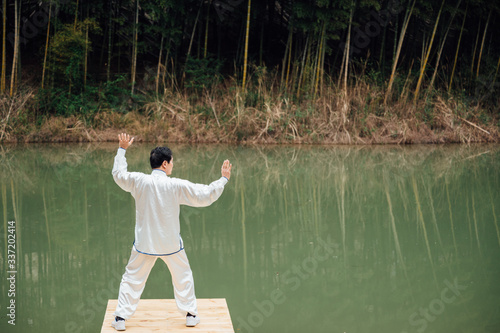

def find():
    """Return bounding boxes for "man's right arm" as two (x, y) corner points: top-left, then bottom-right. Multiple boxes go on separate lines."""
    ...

(112, 132), (138, 192)
(112, 148), (136, 193)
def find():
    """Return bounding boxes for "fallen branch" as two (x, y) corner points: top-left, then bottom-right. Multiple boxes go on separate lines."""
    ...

(455, 115), (490, 135)
(436, 96), (491, 135)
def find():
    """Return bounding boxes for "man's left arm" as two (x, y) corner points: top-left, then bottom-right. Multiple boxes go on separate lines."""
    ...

(176, 160), (232, 207)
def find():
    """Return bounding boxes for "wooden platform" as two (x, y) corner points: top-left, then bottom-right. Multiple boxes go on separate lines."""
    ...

(101, 299), (234, 332)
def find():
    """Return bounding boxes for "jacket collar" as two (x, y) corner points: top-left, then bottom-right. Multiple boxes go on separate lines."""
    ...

(152, 169), (167, 176)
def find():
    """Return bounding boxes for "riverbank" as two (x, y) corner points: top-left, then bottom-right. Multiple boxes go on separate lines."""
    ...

(1, 80), (498, 144)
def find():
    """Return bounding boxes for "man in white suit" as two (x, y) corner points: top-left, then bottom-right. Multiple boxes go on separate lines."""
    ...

(111, 133), (232, 331)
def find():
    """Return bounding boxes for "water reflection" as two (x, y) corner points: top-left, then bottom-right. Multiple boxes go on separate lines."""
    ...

(0, 144), (499, 333)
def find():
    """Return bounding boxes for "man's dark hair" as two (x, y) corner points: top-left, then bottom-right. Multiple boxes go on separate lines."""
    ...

(150, 147), (173, 168)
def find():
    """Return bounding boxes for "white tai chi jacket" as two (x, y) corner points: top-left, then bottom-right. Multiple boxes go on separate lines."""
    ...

(112, 148), (228, 255)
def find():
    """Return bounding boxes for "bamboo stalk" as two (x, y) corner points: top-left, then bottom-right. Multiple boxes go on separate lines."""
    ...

(314, 22), (325, 97)
(281, 31), (290, 89)
(379, 24), (387, 71)
(338, 36), (346, 88)
(41, 1), (52, 90)
(344, 5), (354, 94)
(476, 11), (491, 78)
(413, 0), (445, 103)
(320, 32), (326, 96)
(131, 0), (139, 95)
(15, 0), (21, 92)
(9, 0), (19, 97)
(162, 49), (169, 91)
(309, 38), (319, 97)
(185, 0), (204, 82)
(296, 35), (309, 98)
(1, 0), (5, 93)
(470, 21), (481, 77)
(493, 56), (500, 87)
(156, 36), (164, 95)
(84, 27), (88, 90)
(448, 5), (467, 93)
(241, 0), (251, 90)
(74, 0), (79, 29)
(385, 0), (416, 104)
(428, 0), (462, 95)
(259, 17), (264, 66)
(106, 1), (113, 83)
(204, 0), (211, 58)
(285, 30), (293, 90)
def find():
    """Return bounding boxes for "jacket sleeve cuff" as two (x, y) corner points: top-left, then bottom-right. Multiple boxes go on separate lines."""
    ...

(117, 148), (126, 156)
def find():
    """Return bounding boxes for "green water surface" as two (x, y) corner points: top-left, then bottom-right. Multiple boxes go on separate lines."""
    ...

(0, 144), (499, 333)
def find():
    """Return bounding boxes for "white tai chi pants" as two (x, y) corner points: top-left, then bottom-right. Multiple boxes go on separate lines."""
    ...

(113, 248), (198, 320)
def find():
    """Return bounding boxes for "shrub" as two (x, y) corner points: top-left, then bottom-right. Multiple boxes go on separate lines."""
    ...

(184, 56), (223, 92)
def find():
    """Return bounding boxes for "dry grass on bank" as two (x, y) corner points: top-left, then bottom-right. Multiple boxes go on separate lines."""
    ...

(0, 80), (498, 144)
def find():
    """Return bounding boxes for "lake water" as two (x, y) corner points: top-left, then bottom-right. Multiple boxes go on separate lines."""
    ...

(0, 143), (499, 333)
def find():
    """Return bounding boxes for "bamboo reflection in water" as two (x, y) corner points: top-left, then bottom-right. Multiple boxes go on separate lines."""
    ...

(106, 183), (112, 234)
(397, 179), (410, 224)
(313, 184), (319, 238)
(283, 182), (289, 232)
(466, 194), (473, 249)
(411, 176), (437, 286)
(336, 163), (347, 267)
(42, 187), (52, 253)
(84, 183), (89, 248)
(240, 185), (247, 290)
(10, 179), (22, 272)
(10, 179), (18, 229)
(445, 180), (459, 258)
(489, 184), (500, 247)
(423, 177), (443, 249)
(384, 179), (409, 283)
(471, 193), (481, 254)
(423, 177), (454, 274)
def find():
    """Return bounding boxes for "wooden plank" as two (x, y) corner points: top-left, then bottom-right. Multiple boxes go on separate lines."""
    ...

(101, 299), (234, 333)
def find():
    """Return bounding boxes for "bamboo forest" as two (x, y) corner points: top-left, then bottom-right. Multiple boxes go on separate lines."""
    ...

(0, 0), (499, 143)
